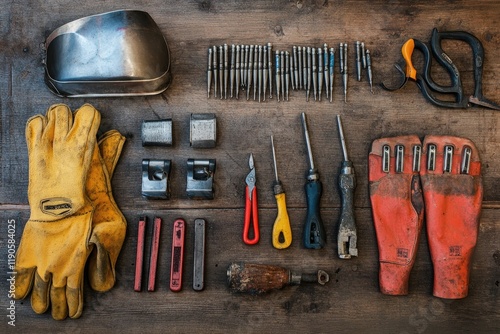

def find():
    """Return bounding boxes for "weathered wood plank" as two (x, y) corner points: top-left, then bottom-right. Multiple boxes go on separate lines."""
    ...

(1, 0), (500, 332)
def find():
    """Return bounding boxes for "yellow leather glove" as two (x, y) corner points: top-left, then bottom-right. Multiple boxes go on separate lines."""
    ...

(86, 130), (127, 292)
(15, 104), (100, 320)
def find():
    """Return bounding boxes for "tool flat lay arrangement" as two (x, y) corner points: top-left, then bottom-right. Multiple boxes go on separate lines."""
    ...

(12, 7), (495, 323)
(207, 41), (373, 102)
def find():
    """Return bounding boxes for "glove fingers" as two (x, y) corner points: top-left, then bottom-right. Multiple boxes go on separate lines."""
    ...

(50, 104), (73, 143)
(67, 285), (83, 319)
(31, 271), (50, 314)
(25, 115), (46, 153)
(69, 104), (101, 155)
(98, 130), (126, 178)
(13, 267), (36, 299)
(50, 286), (68, 320)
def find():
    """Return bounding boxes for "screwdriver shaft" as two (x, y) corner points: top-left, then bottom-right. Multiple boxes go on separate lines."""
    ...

(337, 115), (349, 161)
(318, 47), (323, 102)
(207, 48), (212, 98)
(271, 135), (279, 183)
(323, 43), (329, 100)
(235, 45), (240, 99)
(213, 46), (218, 98)
(268, 42), (273, 99)
(301, 113), (315, 171)
(230, 44), (235, 98)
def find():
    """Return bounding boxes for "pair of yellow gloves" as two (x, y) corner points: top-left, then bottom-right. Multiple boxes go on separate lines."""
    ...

(14, 104), (127, 320)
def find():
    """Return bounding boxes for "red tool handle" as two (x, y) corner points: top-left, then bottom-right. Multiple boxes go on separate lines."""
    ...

(170, 219), (186, 292)
(147, 217), (162, 292)
(134, 217), (147, 292)
(243, 186), (259, 245)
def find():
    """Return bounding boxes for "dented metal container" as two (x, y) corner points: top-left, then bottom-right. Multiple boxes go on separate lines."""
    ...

(44, 10), (171, 97)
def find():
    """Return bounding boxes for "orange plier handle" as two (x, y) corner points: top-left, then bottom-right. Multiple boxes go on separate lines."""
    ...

(243, 186), (259, 245)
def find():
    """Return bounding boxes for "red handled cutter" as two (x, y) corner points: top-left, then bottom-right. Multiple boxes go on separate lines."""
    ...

(243, 153), (259, 245)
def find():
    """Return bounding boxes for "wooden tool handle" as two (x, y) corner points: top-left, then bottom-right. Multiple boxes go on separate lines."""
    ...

(227, 263), (290, 294)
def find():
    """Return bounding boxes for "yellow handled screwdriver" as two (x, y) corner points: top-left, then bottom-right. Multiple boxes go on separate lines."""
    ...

(271, 135), (292, 249)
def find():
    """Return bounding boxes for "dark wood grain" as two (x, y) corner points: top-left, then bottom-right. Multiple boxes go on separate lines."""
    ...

(1, 1), (499, 332)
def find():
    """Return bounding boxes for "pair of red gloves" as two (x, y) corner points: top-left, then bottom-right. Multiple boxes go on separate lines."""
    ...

(369, 135), (482, 299)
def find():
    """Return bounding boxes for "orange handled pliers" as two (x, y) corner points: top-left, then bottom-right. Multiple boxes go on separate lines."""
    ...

(243, 153), (259, 245)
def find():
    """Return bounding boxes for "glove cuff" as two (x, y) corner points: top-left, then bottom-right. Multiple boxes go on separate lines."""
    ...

(432, 259), (471, 299)
(379, 262), (412, 295)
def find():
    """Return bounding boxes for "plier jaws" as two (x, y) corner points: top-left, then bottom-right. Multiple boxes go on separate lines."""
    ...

(243, 154), (259, 245)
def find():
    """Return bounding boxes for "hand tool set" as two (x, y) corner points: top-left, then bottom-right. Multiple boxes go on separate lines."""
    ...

(13, 8), (492, 320)
(369, 135), (482, 298)
(207, 41), (374, 102)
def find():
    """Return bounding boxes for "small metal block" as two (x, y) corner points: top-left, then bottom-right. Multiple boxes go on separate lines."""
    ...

(186, 158), (216, 199)
(190, 113), (216, 148)
(142, 159), (171, 199)
(142, 119), (173, 146)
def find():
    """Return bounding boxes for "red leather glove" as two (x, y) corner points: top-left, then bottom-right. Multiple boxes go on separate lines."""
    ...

(421, 136), (483, 299)
(369, 135), (424, 295)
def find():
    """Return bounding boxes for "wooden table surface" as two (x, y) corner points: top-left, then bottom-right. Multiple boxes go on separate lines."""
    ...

(1, 1), (499, 333)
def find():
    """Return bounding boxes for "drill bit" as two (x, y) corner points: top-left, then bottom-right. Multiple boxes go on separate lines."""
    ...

(289, 49), (295, 91)
(263, 45), (268, 101)
(312, 47), (317, 101)
(230, 44), (235, 98)
(306, 47), (311, 101)
(275, 50), (281, 102)
(258, 45), (263, 102)
(207, 47), (212, 98)
(247, 45), (254, 100)
(253, 45), (258, 101)
(329, 47), (335, 103)
(303, 46), (308, 93)
(343, 43), (348, 103)
(361, 42), (367, 69)
(235, 45), (241, 99)
(224, 43), (228, 99)
(293, 46), (299, 91)
(285, 51), (290, 101)
(243, 45), (249, 89)
(268, 42), (273, 99)
(317, 47), (323, 102)
(339, 43), (344, 75)
(280, 51), (285, 101)
(298, 46), (303, 90)
(355, 41), (361, 82)
(323, 43), (329, 101)
(219, 45), (223, 100)
(366, 49), (373, 94)
(213, 46), (218, 98)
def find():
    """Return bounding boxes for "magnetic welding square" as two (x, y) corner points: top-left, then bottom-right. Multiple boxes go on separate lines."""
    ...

(190, 113), (216, 148)
(142, 119), (173, 146)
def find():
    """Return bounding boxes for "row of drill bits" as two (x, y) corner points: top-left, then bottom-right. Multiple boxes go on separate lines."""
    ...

(207, 42), (373, 102)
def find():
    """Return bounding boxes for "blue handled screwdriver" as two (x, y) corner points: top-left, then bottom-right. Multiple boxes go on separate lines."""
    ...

(300, 112), (326, 249)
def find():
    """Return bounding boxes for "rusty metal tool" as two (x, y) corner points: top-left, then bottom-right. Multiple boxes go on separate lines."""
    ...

(300, 113), (326, 249)
(253, 45), (258, 100)
(243, 153), (259, 244)
(268, 42), (273, 99)
(343, 43), (348, 102)
(218, 45), (223, 99)
(258, 45), (263, 102)
(329, 47), (335, 102)
(227, 263), (330, 294)
(193, 218), (206, 291)
(275, 50), (281, 102)
(207, 47), (212, 98)
(271, 136), (292, 249)
(312, 47), (317, 101)
(366, 49), (373, 93)
(293, 46), (299, 91)
(170, 218), (186, 292)
(247, 45), (254, 100)
(224, 43), (228, 99)
(213, 46), (218, 98)
(324, 43), (329, 100)
(235, 45), (241, 99)
(263, 45), (268, 101)
(147, 217), (162, 291)
(318, 47), (323, 101)
(134, 217), (147, 291)
(230, 44), (235, 98)
(336, 115), (358, 259)
(285, 51), (290, 101)
(298, 46), (303, 90)
(355, 41), (362, 81)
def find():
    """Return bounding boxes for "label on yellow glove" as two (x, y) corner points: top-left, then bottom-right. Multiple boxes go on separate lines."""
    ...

(40, 198), (73, 217)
